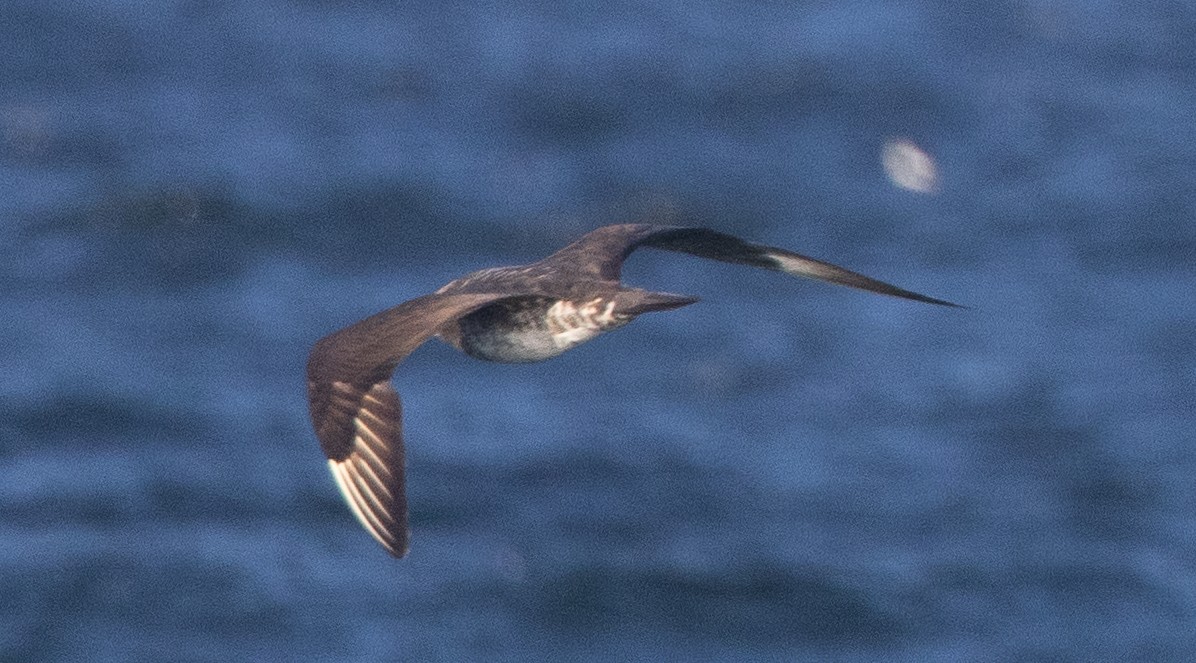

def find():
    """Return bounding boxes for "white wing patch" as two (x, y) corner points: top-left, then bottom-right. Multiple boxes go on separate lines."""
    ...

(770, 252), (844, 282)
(767, 250), (960, 307)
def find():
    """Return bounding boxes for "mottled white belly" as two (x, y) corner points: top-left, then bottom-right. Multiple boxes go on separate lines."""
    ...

(462, 326), (563, 362)
(545, 298), (623, 350)
(456, 297), (629, 363)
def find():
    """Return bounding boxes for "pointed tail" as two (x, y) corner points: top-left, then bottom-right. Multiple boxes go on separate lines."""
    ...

(615, 289), (700, 315)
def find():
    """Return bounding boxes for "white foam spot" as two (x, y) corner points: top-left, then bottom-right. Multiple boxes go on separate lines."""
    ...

(882, 138), (939, 194)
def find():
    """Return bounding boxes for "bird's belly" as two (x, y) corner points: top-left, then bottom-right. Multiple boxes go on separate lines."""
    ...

(454, 297), (628, 363)
(459, 325), (574, 363)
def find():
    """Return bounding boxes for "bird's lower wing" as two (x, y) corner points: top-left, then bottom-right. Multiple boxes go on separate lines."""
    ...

(308, 378), (409, 556)
(306, 292), (520, 557)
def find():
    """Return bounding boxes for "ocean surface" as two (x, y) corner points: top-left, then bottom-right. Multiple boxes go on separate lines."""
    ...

(3, 1), (1194, 661)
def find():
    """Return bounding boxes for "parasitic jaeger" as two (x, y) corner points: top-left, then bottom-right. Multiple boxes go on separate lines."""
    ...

(306, 224), (960, 557)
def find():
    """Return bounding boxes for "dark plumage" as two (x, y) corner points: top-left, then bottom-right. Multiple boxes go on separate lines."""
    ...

(306, 224), (960, 557)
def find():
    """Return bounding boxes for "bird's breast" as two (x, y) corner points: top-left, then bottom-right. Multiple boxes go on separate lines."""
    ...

(453, 297), (630, 363)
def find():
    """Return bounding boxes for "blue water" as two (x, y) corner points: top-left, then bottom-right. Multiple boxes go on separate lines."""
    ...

(3, 1), (1194, 660)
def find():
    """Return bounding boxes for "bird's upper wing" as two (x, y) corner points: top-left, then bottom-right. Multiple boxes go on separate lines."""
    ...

(306, 292), (519, 557)
(545, 224), (961, 307)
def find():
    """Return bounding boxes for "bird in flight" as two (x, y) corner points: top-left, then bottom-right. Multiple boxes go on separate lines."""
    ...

(306, 224), (960, 557)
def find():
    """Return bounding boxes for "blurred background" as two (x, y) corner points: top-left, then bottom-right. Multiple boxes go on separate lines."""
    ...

(2, 1), (1194, 661)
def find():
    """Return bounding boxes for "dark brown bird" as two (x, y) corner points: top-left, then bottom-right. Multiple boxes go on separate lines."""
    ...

(306, 224), (960, 557)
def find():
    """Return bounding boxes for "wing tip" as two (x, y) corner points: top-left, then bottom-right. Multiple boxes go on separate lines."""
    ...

(901, 291), (968, 309)
(327, 459), (411, 559)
